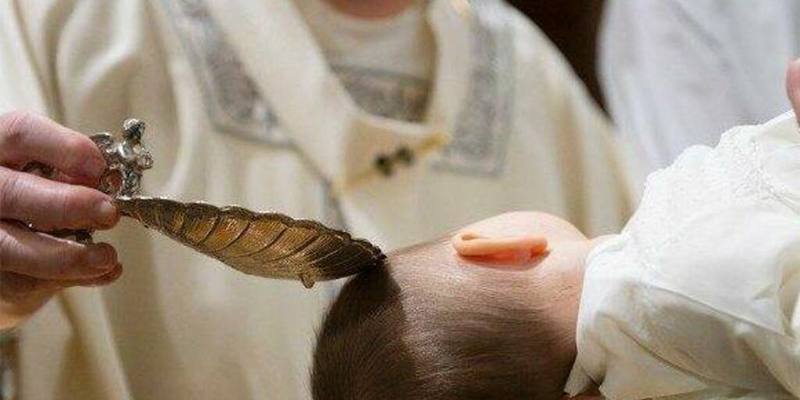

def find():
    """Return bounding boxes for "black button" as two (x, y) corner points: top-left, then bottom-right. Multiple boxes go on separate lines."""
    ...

(374, 154), (394, 176)
(394, 146), (414, 166)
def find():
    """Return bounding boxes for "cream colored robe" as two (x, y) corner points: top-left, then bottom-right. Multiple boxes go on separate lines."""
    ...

(0, 0), (634, 398)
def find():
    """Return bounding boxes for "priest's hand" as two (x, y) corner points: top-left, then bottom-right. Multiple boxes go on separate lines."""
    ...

(0, 111), (122, 330)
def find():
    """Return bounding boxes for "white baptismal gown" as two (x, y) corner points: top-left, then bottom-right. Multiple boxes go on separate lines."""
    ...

(566, 112), (800, 399)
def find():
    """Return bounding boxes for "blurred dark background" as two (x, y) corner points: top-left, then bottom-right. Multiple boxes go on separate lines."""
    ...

(508, 0), (606, 109)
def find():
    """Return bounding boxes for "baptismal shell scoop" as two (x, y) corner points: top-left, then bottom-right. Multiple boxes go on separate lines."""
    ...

(86, 119), (386, 288)
(115, 197), (386, 288)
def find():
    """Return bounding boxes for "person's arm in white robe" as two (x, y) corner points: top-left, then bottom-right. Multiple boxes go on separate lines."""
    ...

(600, 0), (797, 173)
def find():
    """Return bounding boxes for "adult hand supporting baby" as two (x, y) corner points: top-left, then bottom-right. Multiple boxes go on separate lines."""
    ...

(0, 111), (122, 330)
(786, 58), (800, 122)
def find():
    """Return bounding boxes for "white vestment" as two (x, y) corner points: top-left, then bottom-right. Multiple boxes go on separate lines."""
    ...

(600, 0), (800, 174)
(567, 112), (800, 399)
(0, 0), (634, 398)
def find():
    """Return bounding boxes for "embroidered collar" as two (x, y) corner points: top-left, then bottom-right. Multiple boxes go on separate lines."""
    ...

(163, 0), (515, 189)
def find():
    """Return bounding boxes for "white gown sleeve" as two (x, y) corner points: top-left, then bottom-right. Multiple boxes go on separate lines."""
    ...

(576, 114), (800, 399)
(635, 114), (800, 397)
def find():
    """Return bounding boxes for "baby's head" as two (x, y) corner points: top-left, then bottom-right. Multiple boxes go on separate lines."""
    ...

(312, 212), (596, 400)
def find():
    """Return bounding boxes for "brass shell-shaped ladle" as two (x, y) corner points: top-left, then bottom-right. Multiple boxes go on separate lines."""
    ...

(115, 197), (385, 288)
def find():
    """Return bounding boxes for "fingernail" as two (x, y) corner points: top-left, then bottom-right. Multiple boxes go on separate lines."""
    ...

(89, 264), (122, 286)
(82, 156), (106, 179)
(97, 200), (118, 226)
(88, 247), (112, 269)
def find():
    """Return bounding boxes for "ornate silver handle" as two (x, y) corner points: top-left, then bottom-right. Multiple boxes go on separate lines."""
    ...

(90, 118), (153, 198)
(21, 119), (153, 243)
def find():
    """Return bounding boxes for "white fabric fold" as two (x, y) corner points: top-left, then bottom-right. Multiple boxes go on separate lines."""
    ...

(569, 112), (800, 399)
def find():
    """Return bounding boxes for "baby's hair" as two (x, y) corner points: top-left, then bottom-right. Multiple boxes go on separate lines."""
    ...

(311, 238), (571, 400)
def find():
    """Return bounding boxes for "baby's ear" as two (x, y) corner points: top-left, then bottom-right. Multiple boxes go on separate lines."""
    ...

(451, 231), (547, 263)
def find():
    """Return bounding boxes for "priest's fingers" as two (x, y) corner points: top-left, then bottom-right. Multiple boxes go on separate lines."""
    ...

(70, 262), (123, 287)
(0, 272), (61, 303)
(0, 265), (122, 304)
(0, 111), (106, 181)
(786, 59), (800, 123)
(23, 163), (100, 188)
(0, 221), (118, 280)
(0, 166), (118, 230)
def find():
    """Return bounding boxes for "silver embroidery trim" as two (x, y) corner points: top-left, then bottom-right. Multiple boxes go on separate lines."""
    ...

(161, 0), (290, 146)
(161, 0), (514, 175)
(332, 65), (432, 123)
(435, 0), (515, 176)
